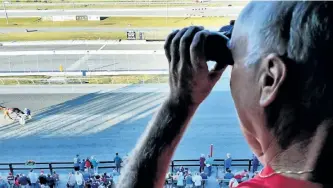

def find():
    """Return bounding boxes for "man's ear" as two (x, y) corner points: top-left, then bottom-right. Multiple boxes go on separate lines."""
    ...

(259, 53), (286, 107)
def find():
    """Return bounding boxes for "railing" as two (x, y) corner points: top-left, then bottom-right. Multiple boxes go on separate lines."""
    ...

(0, 159), (257, 175)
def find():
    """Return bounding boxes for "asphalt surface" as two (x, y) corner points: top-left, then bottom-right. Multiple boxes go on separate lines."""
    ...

(2, 7), (243, 18)
(0, 43), (167, 72)
(0, 77), (251, 164)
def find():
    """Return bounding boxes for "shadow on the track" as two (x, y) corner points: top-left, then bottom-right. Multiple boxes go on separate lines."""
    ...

(0, 84), (167, 139)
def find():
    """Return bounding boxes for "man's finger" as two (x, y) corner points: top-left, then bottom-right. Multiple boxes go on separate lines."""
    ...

(164, 30), (179, 63)
(170, 27), (188, 70)
(190, 30), (209, 70)
(180, 26), (204, 68)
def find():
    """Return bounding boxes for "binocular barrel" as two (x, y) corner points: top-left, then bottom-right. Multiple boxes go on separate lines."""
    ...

(204, 31), (234, 67)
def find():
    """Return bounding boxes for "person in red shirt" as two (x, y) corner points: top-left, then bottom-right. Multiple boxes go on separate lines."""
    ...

(85, 158), (92, 171)
(118, 1), (333, 188)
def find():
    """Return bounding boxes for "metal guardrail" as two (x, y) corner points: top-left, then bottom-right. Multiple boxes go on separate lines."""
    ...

(0, 159), (257, 175)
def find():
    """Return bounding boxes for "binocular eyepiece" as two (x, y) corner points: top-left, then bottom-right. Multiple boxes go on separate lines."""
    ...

(204, 31), (234, 68)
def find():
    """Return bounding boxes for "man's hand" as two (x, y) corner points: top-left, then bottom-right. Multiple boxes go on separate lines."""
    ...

(164, 26), (227, 106)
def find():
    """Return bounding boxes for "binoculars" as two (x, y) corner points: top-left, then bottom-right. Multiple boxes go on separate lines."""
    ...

(204, 31), (234, 68)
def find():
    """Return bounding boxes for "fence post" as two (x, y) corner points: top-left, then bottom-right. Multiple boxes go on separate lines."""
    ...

(171, 160), (174, 173)
(248, 159), (252, 172)
(9, 164), (13, 174)
(49, 163), (53, 175)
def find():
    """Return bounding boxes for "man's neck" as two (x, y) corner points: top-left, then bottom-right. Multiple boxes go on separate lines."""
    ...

(265, 121), (333, 181)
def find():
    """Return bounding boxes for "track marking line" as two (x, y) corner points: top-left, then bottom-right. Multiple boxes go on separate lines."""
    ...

(66, 44), (107, 71)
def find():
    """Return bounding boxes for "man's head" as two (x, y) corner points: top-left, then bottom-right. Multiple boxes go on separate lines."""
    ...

(226, 153), (231, 158)
(230, 1), (333, 164)
(116, 153), (118, 156)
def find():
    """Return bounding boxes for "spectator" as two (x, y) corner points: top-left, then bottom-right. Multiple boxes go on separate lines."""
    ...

(200, 172), (207, 180)
(241, 174), (250, 183)
(229, 178), (239, 188)
(179, 166), (185, 173)
(52, 171), (59, 187)
(93, 175), (102, 188)
(18, 174), (30, 188)
(225, 153), (232, 172)
(192, 172), (202, 188)
(46, 174), (55, 188)
(82, 168), (90, 182)
(199, 154), (205, 172)
(204, 154), (213, 177)
(74, 154), (80, 164)
(14, 174), (20, 188)
(28, 169), (38, 188)
(38, 171), (47, 186)
(80, 159), (85, 172)
(6, 172), (14, 187)
(224, 169), (234, 179)
(67, 172), (76, 188)
(85, 157), (92, 172)
(102, 172), (110, 186)
(91, 156), (99, 175)
(185, 173), (193, 188)
(74, 161), (80, 172)
(74, 171), (84, 188)
(0, 176), (9, 188)
(252, 153), (259, 173)
(176, 172), (184, 188)
(114, 153), (122, 173)
(91, 180), (100, 188)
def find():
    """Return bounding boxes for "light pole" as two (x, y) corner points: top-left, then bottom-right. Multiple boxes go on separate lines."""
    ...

(3, 1), (9, 25)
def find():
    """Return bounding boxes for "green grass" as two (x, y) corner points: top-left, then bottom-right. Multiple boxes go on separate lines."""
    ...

(0, 32), (127, 41)
(0, 17), (234, 41)
(0, 17), (233, 27)
(0, 75), (169, 85)
(0, 75), (50, 85)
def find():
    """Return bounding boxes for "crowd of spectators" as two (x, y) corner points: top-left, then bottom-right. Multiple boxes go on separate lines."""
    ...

(163, 152), (261, 188)
(165, 168), (208, 188)
(69, 153), (127, 188)
(0, 169), (59, 188)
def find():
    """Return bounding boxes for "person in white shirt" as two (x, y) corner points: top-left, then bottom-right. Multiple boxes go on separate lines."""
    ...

(28, 169), (38, 188)
(192, 172), (202, 188)
(75, 171), (84, 188)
